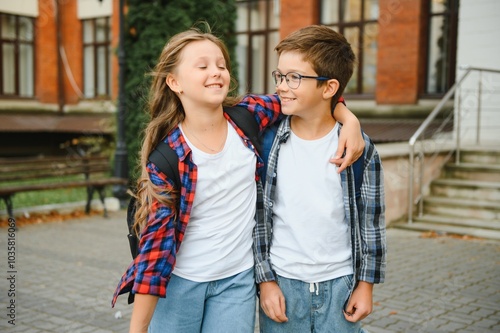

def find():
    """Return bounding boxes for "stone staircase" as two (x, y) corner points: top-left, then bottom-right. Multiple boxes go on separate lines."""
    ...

(397, 148), (500, 240)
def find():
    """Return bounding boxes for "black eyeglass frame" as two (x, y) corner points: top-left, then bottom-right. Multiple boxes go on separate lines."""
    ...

(272, 70), (331, 89)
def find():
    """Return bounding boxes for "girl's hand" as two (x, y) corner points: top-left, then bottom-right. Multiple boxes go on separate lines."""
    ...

(331, 103), (364, 172)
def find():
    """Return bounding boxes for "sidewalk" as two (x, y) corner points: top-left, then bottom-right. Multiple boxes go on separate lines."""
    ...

(0, 210), (498, 332)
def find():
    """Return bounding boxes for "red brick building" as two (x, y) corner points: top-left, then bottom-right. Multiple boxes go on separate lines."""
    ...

(0, 0), (120, 156)
(0, 0), (460, 156)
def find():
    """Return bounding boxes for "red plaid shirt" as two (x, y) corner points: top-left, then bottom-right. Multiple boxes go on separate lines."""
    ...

(111, 94), (281, 306)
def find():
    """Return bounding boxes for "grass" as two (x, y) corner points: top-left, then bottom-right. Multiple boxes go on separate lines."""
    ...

(10, 187), (114, 208)
(1, 174), (115, 211)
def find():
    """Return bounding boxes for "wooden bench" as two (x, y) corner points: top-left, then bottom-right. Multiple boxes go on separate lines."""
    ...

(0, 155), (128, 220)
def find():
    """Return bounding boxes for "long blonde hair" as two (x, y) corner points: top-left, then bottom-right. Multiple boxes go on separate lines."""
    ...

(133, 24), (240, 235)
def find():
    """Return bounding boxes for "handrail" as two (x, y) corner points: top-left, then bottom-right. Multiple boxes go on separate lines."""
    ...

(407, 66), (500, 223)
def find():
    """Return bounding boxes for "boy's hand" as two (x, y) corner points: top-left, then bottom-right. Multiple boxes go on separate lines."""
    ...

(343, 281), (373, 322)
(259, 281), (288, 323)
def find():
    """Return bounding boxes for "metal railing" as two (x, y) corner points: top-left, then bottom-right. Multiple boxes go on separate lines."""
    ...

(407, 66), (500, 223)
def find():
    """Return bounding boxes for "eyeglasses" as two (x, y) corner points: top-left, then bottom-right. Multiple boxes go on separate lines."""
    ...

(272, 70), (330, 89)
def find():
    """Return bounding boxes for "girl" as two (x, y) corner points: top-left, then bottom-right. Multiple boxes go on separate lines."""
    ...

(111, 25), (364, 333)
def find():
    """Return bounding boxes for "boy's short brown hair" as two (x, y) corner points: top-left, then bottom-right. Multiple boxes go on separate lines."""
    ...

(275, 25), (355, 107)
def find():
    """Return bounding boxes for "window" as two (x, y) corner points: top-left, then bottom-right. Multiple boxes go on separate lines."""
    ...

(82, 17), (111, 99)
(0, 13), (35, 97)
(425, 0), (459, 95)
(235, 0), (280, 94)
(320, 0), (379, 95)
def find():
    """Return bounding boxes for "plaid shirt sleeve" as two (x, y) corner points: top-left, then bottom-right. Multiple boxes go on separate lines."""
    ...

(111, 162), (178, 307)
(237, 94), (281, 131)
(356, 136), (386, 284)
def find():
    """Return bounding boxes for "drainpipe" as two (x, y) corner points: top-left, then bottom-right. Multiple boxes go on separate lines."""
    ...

(56, 0), (65, 114)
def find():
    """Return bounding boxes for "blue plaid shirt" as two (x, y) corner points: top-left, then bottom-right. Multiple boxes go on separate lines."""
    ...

(254, 116), (386, 289)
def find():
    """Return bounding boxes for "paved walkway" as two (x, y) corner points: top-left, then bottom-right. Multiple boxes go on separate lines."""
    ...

(0, 210), (498, 332)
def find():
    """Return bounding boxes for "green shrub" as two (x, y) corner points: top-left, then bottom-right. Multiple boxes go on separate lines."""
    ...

(123, 0), (237, 181)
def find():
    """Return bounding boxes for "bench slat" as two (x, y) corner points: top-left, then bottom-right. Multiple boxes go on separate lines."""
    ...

(0, 177), (128, 196)
(0, 165), (111, 182)
(0, 155), (108, 166)
(0, 160), (110, 173)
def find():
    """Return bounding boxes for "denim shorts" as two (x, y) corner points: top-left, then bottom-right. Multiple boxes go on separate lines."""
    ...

(149, 267), (256, 333)
(259, 274), (365, 333)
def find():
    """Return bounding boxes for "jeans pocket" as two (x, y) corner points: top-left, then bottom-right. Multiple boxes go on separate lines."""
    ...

(275, 275), (281, 287)
(341, 274), (354, 311)
(341, 274), (354, 290)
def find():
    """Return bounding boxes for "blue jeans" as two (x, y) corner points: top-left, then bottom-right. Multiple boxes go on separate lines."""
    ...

(149, 267), (256, 333)
(259, 274), (365, 333)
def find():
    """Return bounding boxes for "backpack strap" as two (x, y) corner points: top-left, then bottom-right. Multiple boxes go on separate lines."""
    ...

(148, 141), (181, 189)
(224, 105), (262, 156)
(259, 119), (281, 183)
(352, 154), (364, 198)
(351, 131), (366, 198)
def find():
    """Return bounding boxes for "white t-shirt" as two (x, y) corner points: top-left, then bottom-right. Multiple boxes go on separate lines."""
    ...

(271, 122), (353, 283)
(173, 122), (256, 282)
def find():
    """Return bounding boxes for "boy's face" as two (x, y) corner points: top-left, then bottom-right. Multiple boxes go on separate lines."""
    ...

(275, 51), (328, 118)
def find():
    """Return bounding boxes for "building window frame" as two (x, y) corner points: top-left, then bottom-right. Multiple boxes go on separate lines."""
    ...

(235, 0), (280, 94)
(82, 16), (111, 99)
(423, 0), (459, 96)
(0, 13), (35, 98)
(320, 0), (379, 97)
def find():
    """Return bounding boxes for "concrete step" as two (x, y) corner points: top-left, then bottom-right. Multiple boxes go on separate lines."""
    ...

(459, 148), (500, 165)
(443, 163), (500, 182)
(430, 179), (500, 201)
(393, 222), (500, 241)
(423, 196), (500, 220)
(413, 214), (500, 230)
(405, 147), (500, 241)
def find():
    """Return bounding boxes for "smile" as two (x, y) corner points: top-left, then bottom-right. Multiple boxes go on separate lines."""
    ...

(206, 84), (223, 88)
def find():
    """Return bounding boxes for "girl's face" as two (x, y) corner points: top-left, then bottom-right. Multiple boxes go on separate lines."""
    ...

(171, 39), (230, 110)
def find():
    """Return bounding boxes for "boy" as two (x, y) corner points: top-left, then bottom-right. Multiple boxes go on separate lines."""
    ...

(254, 25), (386, 333)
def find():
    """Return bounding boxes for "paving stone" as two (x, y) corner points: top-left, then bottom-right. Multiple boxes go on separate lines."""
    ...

(1, 211), (498, 332)
(470, 307), (498, 319)
(437, 320), (468, 332)
(413, 317), (450, 332)
(474, 318), (499, 329)
(363, 325), (398, 333)
(442, 314), (476, 325)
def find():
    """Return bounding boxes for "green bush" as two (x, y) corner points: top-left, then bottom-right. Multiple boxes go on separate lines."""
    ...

(123, 0), (237, 181)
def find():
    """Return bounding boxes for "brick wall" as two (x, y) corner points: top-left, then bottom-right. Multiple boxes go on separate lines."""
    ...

(111, 0), (120, 99)
(376, 0), (424, 104)
(60, 0), (82, 105)
(34, 0), (119, 105)
(280, 0), (319, 39)
(36, 0), (58, 104)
